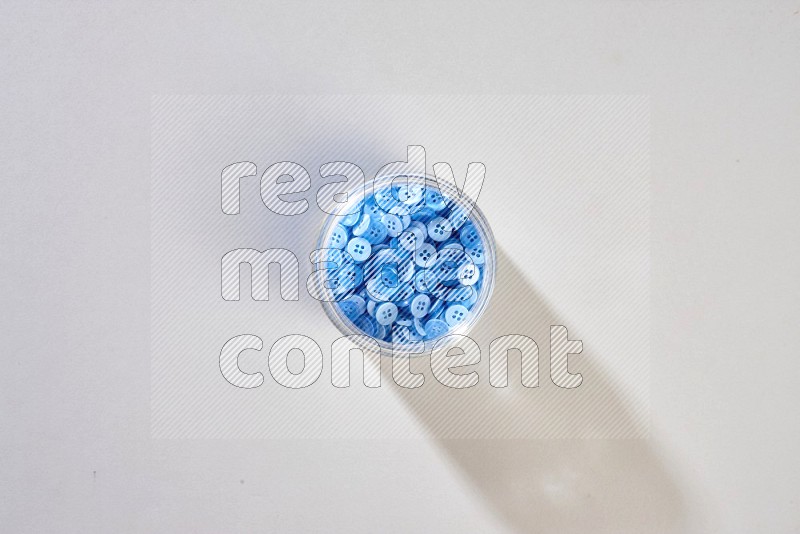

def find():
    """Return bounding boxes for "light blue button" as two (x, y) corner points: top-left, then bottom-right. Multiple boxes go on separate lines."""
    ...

(363, 218), (388, 244)
(379, 264), (398, 288)
(398, 226), (425, 251)
(414, 269), (429, 293)
(414, 243), (436, 268)
(465, 243), (485, 265)
(340, 295), (366, 320)
(363, 248), (397, 278)
(381, 214), (403, 237)
(375, 302), (399, 325)
(392, 325), (412, 344)
(465, 288), (478, 308)
(444, 304), (469, 327)
(408, 220), (428, 237)
(373, 187), (397, 210)
(346, 237), (371, 262)
(331, 263), (363, 292)
(318, 248), (354, 272)
(408, 328), (424, 342)
(388, 206), (411, 229)
(328, 224), (348, 249)
(425, 189), (447, 212)
(424, 318), (448, 339)
(413, 317), (427, 336)
(376, 323), (389, 340)
(366, 275), (413, 303)
(410, 293), (431, 318)
(427, 216), (453, 242)
(364, 196), (386, 219)
(459, 223), (481, 248)
(367, 299), (377, 317)
(352, 212), (371, 236)
(397, 183), (424, 204)
(457, 262), (480, 286)
(397, 256), (415, 282)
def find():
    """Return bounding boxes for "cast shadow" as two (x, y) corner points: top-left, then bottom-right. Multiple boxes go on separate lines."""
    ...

(381, 247), (686, 533)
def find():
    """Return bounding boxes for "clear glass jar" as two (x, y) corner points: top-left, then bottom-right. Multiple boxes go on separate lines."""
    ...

(314, 173), (495, 354)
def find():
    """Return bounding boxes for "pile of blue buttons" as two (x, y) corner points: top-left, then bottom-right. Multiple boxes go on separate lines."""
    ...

(323, 182), (487, 344)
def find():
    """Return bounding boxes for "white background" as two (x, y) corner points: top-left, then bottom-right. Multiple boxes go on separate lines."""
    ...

(150, 95), (650, 440)
(1, 1), (799, 532)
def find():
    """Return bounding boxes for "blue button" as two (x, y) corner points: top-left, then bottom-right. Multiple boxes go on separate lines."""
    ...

(375, 302), (399, 325)
(413, 317), (427, 337)
(328, 224), (348, 249)
(413, 269), (429, 293)
(414, 243), (436, 268)
(388, 206), (412, 229)
(379, 264), (398, 288)
(425, 189), (447, 212)
(352, 212), (371, 236)
(444, 304), (469, 327)
(340, 295), (367, 320)
(346, 237), (371, 262)
(410, 293), (431, 318)
(362, 218), (388, 244)
(423, 318), (448, 339)
(381, 213), (403, 237)
(427, 216), (453, 242)
(459, 223), (481, 248)
(457, 262), (480, 286)
(331, 263), (363, 293)
(465, 243), (485, 265)
(398, 226), (425, 251)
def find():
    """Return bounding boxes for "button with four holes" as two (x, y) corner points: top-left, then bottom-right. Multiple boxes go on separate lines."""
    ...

(346, 237), (371, 263)
(414, 243), (436, 268)
(329, 224), (348, 249)
(410, 293), (431, 318)
(375, 302), (399, 325)
(339, 295), (367, 321)
(382, 213), (403, 237)
(427, 216), (453, 242)
(423, 318), (448, 339)
(444, 304), (469, 327)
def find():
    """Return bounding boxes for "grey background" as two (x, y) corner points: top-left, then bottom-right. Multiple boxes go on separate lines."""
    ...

(1, 1), (799, 533)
